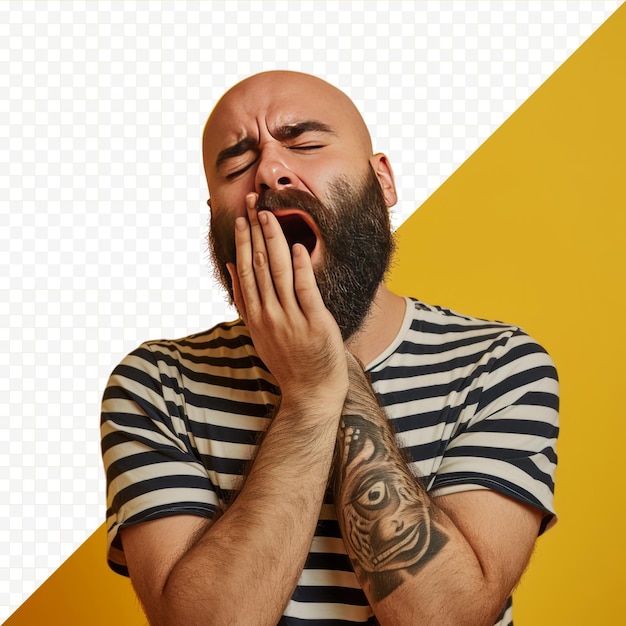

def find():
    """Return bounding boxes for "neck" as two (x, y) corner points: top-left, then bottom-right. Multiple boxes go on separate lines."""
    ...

(345, 284), (406, 367)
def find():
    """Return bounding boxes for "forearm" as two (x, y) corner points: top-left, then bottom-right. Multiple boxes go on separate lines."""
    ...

(157, 397), (341, 626)
(333, 355), (508, 625)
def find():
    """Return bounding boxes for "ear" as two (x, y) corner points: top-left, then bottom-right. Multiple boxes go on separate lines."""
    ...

(207, 198), (212, 209)
(369, 153), (397, 207)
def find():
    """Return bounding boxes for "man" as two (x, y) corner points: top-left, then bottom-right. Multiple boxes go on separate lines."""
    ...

(101, 71), (559, 625)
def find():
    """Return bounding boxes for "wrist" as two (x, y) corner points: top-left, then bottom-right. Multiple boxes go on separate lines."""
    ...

(278, 386), (347, 422)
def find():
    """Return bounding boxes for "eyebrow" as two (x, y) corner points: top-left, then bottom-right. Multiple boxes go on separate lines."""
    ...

(272, 120), (336, 140)
(215, 120), (336, 168)
(215, 136), (258, 168)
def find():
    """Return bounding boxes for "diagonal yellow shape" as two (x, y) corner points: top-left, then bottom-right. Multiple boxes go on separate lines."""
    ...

(390, 5), (626, 624)
(5, 5), (626, 624)
(4, 525), (145, 625)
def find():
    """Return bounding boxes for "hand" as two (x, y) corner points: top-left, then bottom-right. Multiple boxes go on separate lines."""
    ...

(227, 193), (348, 409)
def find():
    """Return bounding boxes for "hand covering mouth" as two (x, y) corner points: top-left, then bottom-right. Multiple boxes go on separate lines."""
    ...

(271, 209), (320, 256)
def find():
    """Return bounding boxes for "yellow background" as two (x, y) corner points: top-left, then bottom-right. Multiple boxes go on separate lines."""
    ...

(5, 5), (626, 624)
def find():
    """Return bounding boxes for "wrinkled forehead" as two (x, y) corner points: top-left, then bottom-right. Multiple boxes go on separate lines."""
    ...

(206, 82), (312, 141)
(203, 73), (372, 161)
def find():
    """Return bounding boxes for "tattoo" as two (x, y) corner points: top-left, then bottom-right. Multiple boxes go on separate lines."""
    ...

(334, 362), (448, 601)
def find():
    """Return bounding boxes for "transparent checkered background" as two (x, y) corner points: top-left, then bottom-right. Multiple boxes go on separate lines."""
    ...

(0, 0), (620, 619)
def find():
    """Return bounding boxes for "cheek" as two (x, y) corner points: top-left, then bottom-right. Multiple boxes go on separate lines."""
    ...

(298, 161), (346, 199)
(304, 161), (367, 203)
(210, 189), (248, 218)
(208, 171), (257, 216)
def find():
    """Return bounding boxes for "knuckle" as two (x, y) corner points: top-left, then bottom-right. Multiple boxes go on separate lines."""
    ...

(237, 265), (254, 281)
(261, 307), (281, 327)
(253, 251), (267, 268)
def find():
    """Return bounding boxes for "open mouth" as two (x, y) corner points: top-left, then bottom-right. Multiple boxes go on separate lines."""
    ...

(273, 210), (319, 255)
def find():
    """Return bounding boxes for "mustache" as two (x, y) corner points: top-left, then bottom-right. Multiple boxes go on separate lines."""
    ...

(256, 188), (326, 216)
(209, 188), (327, 267)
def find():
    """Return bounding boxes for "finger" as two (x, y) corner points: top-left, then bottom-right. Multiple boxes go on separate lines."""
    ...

(233, 215), (262, 320)
(246, 198), (279, 309)
(291, 243), (327, 315)
(257, 211), (297, 309)
(227, 262), (247, 325)
(246, 193), (264, 253)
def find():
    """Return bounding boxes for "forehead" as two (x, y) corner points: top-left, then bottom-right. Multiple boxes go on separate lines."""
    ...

(209, 80), (339, 142)
(204, 74), (368, 154)
(202, 73), (374, 188)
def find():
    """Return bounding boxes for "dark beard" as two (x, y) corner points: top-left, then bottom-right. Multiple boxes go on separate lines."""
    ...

(208, 165), (395, 341)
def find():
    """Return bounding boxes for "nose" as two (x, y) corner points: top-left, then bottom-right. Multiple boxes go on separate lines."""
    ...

(254, 150), (298, 194)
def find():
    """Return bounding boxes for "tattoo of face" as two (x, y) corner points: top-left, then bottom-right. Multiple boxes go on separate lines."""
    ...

(335, 413), (448, 601)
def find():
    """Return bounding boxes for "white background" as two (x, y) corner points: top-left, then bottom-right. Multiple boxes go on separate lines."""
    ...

(0, 0), (621, 619)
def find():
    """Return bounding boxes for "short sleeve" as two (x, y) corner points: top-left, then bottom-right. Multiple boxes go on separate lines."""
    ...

(429, 330), (559, 532)
(100, 343), (218, 575)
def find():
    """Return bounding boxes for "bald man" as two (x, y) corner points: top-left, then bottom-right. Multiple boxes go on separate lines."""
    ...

(101, 71), (559, 625)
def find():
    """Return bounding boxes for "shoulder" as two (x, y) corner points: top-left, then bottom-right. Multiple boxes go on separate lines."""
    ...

(101, 318), (267, 427)
(101, 318), (278, 428)
(106, 319), (254, 379)
(137, 319), (252, 362)
(408, 297), (531, 336)
(404, 298), (557, 372)
(381, 298), (559, 434)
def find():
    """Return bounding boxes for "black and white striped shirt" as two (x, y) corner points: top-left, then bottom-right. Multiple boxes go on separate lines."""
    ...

(101, 297), (559, 624)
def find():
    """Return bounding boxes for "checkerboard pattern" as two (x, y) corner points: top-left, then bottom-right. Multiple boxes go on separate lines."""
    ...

(0, 0), (619, 619)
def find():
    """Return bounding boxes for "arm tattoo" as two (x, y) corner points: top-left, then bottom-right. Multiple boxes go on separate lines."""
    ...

(333, 358), (448, 602)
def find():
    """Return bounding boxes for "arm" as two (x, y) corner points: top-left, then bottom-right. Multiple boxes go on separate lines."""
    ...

(121, 194), (348, 626)
(333, 352), (543, 625)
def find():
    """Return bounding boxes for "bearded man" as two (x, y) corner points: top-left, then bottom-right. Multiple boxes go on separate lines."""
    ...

(101, 71), (559, 625)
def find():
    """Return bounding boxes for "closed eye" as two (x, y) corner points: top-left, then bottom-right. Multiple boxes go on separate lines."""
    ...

(225, 159), (257, 179)
(290, 144), (324, 152)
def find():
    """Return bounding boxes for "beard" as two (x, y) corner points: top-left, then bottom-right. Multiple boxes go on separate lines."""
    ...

(208, 165), (395, 341)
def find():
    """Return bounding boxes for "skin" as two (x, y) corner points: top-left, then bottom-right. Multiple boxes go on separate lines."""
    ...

(203, 70), (404, 360)
(119, 71), (544, 625)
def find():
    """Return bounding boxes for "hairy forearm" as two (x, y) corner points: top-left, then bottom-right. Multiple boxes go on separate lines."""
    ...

(149, 198), (352, 625)
(333, 355), (506, 625)
(157, 397), (342, 626)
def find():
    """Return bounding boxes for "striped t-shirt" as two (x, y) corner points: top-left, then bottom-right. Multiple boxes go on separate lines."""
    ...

(101, 297), (559, 624)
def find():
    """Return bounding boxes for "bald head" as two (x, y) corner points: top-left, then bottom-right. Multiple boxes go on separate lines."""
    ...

(202, 71), (376, 197)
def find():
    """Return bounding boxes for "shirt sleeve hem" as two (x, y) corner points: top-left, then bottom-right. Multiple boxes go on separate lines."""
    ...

(107, 503), (217, 576)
